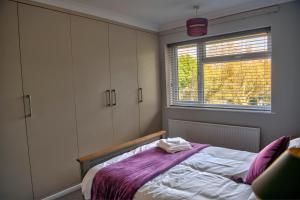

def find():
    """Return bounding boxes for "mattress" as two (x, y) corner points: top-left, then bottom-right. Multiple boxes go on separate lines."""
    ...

(82, 140), (257, 200)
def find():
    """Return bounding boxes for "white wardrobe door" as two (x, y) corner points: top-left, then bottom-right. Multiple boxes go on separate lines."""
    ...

(18, 4), (79, 199)
(0, 1), (33, 199)
(137, 31), (162, 135)
(109, 24), (140, 144)
(71, 16), (114, 156)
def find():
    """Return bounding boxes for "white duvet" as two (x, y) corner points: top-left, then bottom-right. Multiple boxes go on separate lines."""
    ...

(82, 140), (257, 200)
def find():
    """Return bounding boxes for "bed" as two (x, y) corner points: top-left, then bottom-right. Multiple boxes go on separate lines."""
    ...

(77, 131), (257, 200)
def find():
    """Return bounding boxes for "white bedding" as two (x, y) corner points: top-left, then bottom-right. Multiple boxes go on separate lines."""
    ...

(82, 140), (257, 200)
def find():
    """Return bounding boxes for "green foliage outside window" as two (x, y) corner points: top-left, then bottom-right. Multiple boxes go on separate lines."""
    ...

(177, 54), (198, 101)
(177, 54), (271, 107)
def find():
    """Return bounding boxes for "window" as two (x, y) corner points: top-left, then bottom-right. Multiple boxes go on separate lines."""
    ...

(168, 28), (271, 111)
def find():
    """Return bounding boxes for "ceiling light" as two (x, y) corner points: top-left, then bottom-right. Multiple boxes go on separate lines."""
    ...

(186, 5), (208, 37)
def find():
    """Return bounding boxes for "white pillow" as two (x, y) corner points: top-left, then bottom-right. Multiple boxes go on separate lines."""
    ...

(289, 137), (300, 148)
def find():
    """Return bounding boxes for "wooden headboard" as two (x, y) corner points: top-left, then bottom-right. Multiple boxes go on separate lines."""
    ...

(77, 130), (167, 179)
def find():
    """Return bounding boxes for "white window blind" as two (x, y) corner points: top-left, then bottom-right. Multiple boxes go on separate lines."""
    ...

(168, 28), (271, 111)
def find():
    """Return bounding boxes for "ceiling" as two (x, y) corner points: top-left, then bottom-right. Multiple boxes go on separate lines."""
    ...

(33, 0), (293, 31)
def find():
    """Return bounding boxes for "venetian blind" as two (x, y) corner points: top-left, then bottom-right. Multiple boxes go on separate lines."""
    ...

(168, 28), (271, 111)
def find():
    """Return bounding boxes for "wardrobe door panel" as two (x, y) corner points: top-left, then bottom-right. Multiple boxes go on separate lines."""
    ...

(137, 31), (162, 135)
(109, 24), (140, 144)
(0, 1), (33, 199)
(71, 16), (113, 156)
(18, 4), (79, 198)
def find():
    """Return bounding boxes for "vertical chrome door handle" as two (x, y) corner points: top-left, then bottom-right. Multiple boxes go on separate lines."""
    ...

(105, 90), (111, 107)
(138, 88), (143, 103)
(111, 89), (117, 106)
(24, 94), (32, 118)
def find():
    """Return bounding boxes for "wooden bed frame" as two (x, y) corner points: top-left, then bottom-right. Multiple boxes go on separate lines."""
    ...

(77, 130), (167, 179)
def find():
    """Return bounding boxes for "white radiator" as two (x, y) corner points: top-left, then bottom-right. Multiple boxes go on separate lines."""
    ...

(168, 119), (260, 152)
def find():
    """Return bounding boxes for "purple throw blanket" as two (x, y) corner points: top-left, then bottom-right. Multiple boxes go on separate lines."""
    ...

(91, 143), (209, 200)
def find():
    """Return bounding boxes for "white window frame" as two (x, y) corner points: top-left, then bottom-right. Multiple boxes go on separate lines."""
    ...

(167, 28), (272, 111)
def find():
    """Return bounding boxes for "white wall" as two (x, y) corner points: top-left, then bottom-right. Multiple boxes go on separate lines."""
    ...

(159, 1), (300, 148)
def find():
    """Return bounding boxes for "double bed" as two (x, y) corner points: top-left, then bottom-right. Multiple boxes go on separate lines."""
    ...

(77, 131), (257, 200)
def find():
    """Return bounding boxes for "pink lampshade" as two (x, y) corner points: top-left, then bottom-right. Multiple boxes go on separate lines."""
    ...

(186, 18), (208, 37)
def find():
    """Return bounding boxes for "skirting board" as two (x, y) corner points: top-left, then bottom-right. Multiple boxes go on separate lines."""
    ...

(41, 184), (81, 200)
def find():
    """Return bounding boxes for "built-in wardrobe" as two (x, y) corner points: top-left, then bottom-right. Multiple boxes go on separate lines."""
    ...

(0, 1), (161, 199)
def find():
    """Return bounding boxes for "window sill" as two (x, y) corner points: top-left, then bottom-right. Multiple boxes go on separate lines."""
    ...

(165, 105), (275, 114)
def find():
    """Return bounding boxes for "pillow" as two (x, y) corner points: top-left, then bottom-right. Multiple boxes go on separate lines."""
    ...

(289, 137), (300, 148)
(245, 136), (290, 185)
